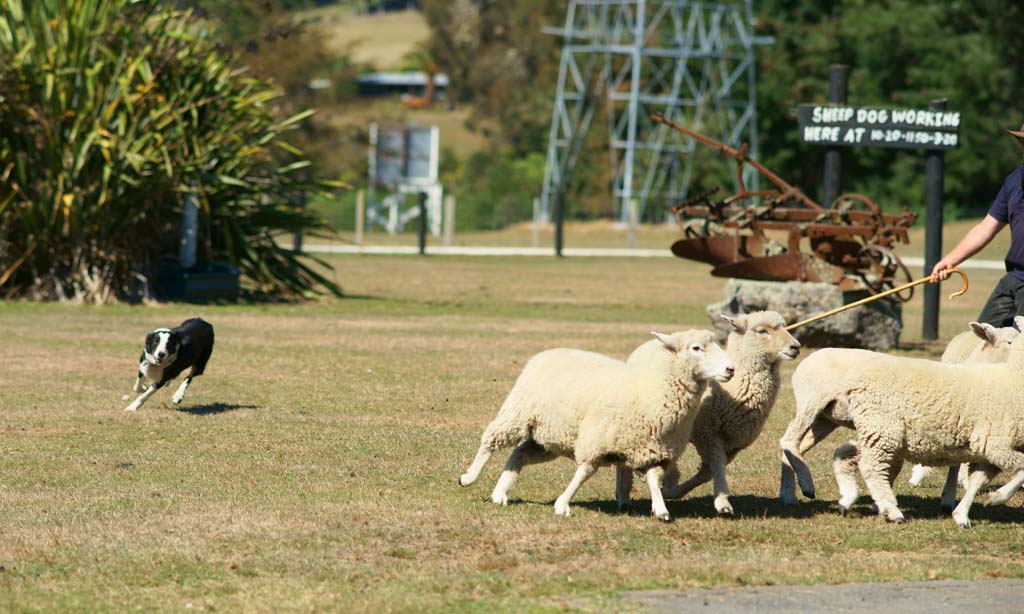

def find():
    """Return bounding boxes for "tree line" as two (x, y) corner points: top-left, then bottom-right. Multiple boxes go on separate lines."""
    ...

(420, 0), (1024, 221)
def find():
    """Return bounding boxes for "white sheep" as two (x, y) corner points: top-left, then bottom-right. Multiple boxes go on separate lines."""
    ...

(940, 319), (1021, 363)
(908, 318), (1022, 488)
(793, 336), (1024, 527)
(458, 330), (735, 521)
(780, 320), (1021, 512)
(624, 311), (801, 514)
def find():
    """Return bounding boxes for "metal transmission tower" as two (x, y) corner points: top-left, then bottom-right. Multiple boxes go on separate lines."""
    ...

(540, 0), (769, 235)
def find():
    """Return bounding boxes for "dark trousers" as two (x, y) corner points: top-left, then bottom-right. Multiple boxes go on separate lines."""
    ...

(977, 273), (1024, 326)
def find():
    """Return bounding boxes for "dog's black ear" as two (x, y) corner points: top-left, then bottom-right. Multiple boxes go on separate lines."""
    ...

(167, 331), (182, 352)
(144, 332), (157, 351)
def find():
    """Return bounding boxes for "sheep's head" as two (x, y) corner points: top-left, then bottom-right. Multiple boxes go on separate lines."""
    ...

(721, 311), (801, 363)
(964, 321), (1021, 363)
(651, 330), (735, 383)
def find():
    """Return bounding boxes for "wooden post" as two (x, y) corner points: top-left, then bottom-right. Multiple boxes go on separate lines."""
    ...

(627, 198), (638, 249)
(355, 189), (365, 246)
(823, 64), (849, 207)
(292, 191), (306, 254)
(532, 197), (541, 247)
(922, 99), (948, 340)
(443, 194), (455, 246)
(181, 189), (199, 268)
(554, 191), (564, 257)
(418, 191), (427, 255)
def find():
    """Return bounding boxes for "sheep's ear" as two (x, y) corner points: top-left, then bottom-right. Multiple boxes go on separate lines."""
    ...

(720, 314), (747, 334)
(1014, 316), (1024, 332)
(651, 331), (679, 352)
(969, 321), (996, 342)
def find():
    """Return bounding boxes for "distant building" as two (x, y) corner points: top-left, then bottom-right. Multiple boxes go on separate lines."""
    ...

(355, 71), (449, 98)
(359, 1), (418, 14)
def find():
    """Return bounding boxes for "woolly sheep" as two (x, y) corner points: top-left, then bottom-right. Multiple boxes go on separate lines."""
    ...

(791, 335), (1024, 527)
(908, 318), (1023, 489)
(624, 311), (800, 514)
(780, 320), (1021, 512)
(940, 319), (1022, 363)
(458, 330), (735, 521)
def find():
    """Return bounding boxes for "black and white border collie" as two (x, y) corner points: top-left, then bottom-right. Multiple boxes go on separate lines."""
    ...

(125, 318), (215, 411)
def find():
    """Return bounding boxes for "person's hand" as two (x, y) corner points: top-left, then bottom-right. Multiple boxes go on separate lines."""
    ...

(930, 258), (956, 283)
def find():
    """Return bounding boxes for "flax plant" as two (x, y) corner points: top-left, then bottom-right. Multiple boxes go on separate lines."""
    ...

(0, 0), (342, 302)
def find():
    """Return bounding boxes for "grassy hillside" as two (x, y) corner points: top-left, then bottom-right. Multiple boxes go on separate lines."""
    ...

(305, 7), (429, 69)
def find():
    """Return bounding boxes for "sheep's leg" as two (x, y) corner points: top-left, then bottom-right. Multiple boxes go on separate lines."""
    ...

(982, 448), (1024, 505)
(701, 442), (733, 515)
(459, 417), (527, 486)
(490, 440), (554, 505)
(459, 444), (494, 487)
(664, 462), (711, 500)
(988, 469), (1024, 506)
(939, 466), (961, 512)
(645, 465), (671, 522)
(907, 464), (933, 487)
(615, 465), (634, 513)
(887, 458), (904, 485)
(779, 456), (799, 506)
(780, 418), (838, 504)
(951, 464), (998, 529)
(856, 443), (904, 523)
(832, 441), (860, 514)
(780, 398), (838, 500)
(661, 462), (681, 493)
(554, 462), (597, 517)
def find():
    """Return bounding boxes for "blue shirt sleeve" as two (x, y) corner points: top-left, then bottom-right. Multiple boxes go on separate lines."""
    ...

(988, 169), (1019, 223)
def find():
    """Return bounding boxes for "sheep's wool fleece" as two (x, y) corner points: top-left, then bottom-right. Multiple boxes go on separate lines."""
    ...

(941, 330), (983, 364)
(841, 349), (1024, 465)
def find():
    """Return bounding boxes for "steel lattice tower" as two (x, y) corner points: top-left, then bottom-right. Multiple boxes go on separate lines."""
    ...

(540, 0), (770, 224)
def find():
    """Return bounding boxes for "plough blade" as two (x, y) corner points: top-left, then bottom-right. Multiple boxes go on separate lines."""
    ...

(670, 235), (766, 267)
(710, 253), (846, 285)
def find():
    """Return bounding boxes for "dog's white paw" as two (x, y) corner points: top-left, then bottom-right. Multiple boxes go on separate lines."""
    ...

(172, 392), (184, 404)
(121, 394), (131, 401)
(124, 403), (140, 412)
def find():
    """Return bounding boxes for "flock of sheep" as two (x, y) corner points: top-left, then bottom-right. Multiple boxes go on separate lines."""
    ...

(459, 311), (1024, 528)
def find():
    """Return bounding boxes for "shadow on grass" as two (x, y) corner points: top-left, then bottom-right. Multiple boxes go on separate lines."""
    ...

(833, 493), (1024, 525)
(176, 403), (259, 416)
(502, 494), (835, 520)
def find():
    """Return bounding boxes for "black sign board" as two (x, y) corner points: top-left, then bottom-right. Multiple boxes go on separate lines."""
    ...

(797, 104), (960, 150)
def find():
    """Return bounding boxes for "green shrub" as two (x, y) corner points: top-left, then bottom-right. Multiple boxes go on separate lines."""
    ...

(0, 0), (343, 302)
(452, 150), (546, 231)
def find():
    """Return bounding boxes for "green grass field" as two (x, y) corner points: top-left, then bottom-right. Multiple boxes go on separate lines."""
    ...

(1, 255), (1022, 612)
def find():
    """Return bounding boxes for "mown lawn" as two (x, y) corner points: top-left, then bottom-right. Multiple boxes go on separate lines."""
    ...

(0, 255), (1020, 613)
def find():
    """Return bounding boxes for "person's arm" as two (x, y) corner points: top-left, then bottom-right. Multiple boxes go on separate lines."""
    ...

(930, 214), (1005, 281)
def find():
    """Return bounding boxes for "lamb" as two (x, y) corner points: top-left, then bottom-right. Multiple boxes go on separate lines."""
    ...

(624, 311), (801, 514)
(907, 318), (1022, 488)
(779, 320), (1021, 511)
(458, 330), (735, 521)
(940, 319), (1021, 363)
(791, 334), (1024, 527)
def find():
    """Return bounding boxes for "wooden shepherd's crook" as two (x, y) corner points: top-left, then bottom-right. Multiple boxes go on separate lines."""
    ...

(785, 268), (969, 331)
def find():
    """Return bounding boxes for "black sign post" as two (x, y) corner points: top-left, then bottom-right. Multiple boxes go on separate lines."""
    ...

(823, 65), (849, 207)
(797, 89), (960, 340)
(922, 99), (947, 340)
